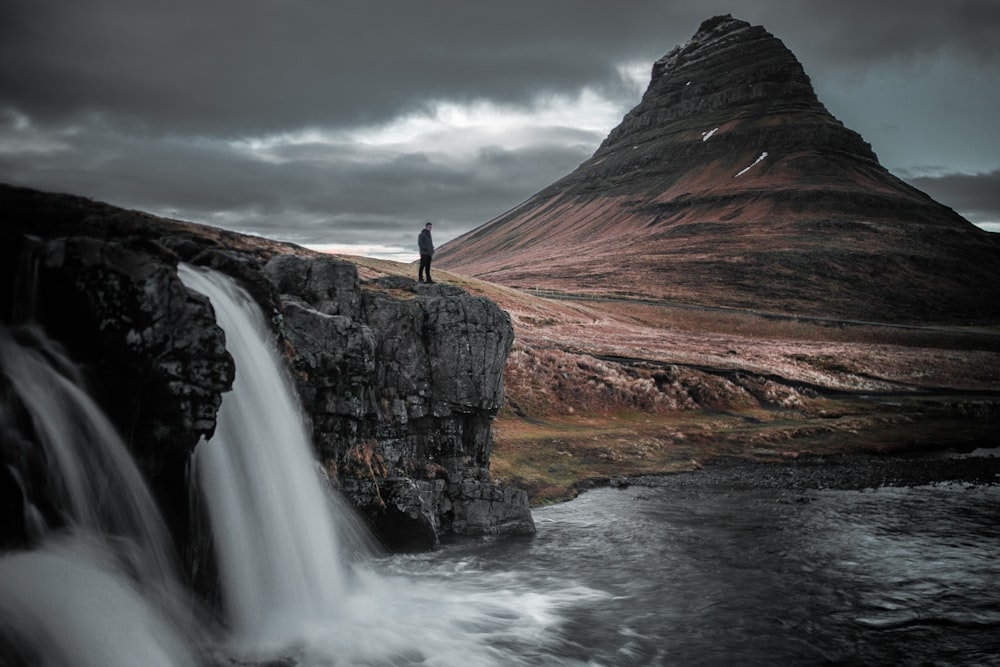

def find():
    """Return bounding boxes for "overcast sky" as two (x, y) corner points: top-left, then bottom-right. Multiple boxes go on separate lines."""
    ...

(2, 0), (998, 260)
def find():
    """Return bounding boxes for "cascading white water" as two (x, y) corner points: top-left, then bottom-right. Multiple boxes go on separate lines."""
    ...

(0, 325), (180, 585)
(179, 265), (361, 650)
(0, 326), (201, 667)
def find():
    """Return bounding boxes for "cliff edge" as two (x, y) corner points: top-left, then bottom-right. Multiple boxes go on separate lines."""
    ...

(0, 183), (534, 553)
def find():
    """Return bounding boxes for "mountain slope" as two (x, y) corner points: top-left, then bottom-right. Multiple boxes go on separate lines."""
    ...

(436, 15), (1000, 323)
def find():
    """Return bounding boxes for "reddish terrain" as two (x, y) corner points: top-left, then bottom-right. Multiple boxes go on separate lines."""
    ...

(347, 257), (1000, 504)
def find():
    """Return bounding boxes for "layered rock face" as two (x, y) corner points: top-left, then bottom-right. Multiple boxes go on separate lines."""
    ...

(265, 265), (529, 549)
(0, 183), (533, 553)
(436, 15), (1000, 323)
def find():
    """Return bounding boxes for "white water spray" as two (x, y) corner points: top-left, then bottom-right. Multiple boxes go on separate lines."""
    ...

(179, 265), (362, 651)
(0, 326), (177, 577)
(0, 536), (200, 667)
(0, 326), (201, 667)
(0, 327), (172, 578)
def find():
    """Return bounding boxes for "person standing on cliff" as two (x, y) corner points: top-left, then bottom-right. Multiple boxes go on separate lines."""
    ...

(417, 222), (434, 283)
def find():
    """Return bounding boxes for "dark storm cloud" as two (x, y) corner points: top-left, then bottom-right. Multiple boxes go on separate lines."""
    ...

(905, 170), (1000, 225)
(744, 0), (1000, 70)
(1, 0), (998, 249)
(4, 0), (996, 135)
(0, 0), (664, 135)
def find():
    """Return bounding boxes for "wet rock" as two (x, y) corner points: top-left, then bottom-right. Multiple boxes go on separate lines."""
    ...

(447, 475), (534, 536)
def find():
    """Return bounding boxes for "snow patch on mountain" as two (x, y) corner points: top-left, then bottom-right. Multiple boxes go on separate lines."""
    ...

(735, 152), (767, 177)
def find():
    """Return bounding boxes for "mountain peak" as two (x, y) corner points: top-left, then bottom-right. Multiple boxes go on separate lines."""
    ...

(437, 16), (1000, 323)
(598, 13), (832, 160)
(652, 14), (751, 81)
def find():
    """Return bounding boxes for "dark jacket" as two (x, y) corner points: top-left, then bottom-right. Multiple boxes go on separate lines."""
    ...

(418, 229), (434, 256)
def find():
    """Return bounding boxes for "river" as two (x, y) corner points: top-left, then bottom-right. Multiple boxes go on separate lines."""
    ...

(377, 481), (1000, 666)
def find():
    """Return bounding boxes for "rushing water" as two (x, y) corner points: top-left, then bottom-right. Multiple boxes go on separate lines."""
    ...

(0, 326), (203, 666)
(380, 483), (1000, 666)
(0, 326), (179, 578)
(3, 269), (998, 667)
(180, 265), (370, 655)
(0, 535), (201, 667)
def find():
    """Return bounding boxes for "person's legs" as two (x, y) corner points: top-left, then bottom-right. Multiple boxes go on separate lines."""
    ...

(418, 255), (431, 282)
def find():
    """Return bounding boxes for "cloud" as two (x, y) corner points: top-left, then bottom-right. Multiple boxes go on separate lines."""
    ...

(0, 0), (672, 136)
(737, 0), (1000, 76)
(0, 92), (601, 249)
(5, 1), (996, 136)
(904, 169), (1000, 228)
(1, 1), (998, 253)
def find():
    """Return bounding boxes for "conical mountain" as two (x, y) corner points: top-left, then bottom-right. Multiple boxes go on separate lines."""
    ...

(436, 15), (1000, 323)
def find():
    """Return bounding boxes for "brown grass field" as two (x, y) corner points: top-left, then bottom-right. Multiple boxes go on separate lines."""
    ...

(343, 255), (1000, 504)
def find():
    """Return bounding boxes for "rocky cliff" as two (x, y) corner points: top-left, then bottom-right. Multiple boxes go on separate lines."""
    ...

(436, 15), (1000, 324)
(0, 183), (533, 553)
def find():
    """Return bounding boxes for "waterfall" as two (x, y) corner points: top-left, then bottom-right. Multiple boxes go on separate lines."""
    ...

(179, 265), (571, 666)
(1, 264), (564, 667)
(0, 326), (177, 579)
(0, 325), (203, 667)
(179, 265), (364, 651)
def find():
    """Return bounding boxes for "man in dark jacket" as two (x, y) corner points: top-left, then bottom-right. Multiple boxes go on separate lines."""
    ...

(417, 222), (434, 283)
